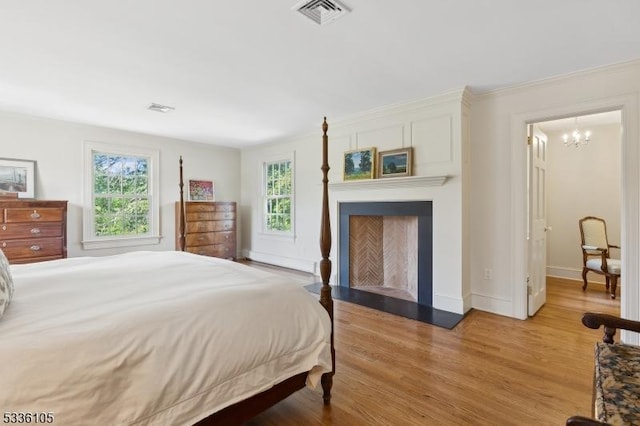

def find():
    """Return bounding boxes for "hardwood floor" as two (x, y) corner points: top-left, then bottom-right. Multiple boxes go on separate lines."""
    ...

(241, 272), (619, 425)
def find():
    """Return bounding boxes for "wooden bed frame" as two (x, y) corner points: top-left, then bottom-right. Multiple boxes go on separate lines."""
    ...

(179, 118), (335, 425)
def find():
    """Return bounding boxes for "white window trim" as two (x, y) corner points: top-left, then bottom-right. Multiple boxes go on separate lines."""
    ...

(82, 141), (161, 250)
(260, 152), (295, 239)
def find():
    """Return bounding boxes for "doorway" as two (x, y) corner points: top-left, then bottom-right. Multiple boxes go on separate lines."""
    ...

(527, 111), (622, 316)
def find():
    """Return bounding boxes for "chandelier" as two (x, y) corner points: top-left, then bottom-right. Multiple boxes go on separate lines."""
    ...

(563, 117), (591, 147)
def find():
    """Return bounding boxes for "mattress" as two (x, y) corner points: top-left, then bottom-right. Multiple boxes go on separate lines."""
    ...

(0, 251), (331, 425)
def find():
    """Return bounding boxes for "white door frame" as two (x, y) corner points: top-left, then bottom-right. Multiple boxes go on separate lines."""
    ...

(509, 93), (640, 344)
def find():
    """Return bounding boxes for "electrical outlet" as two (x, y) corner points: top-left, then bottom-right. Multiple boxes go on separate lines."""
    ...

(483, 268), (493, 280)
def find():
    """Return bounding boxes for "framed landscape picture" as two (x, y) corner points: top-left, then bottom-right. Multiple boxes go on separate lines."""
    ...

(343, 147), (376, 181)
(189, 179), (215, 201)
(377, 147), (413, 178)
(0, 158), (36, 198)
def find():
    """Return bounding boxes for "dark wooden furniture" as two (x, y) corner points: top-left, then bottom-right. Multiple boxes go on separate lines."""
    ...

(566, 312), (640, 425)
(175, 201), (236, 260)
(180, 117), (335, 424)
(0, 199), (67, 264)
(579, 216), (621, 299)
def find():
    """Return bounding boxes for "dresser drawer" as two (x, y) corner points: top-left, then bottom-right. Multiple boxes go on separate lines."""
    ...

(5, 207), (65, 223)
(185, 211), (236, 222)
(185, 233), (215, 247)
(186, 244), (235, 259)
(186, 221), (215, 233)
(1, 237), (64, 260)
(213, 231), (235, 244)
(185, 203), (216, 213)
(0, 222), (63, 239)
(213, 220), (235, 232)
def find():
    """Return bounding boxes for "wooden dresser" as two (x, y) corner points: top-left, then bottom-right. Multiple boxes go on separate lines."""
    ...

(175, 201), (236, 260)
(0, 200), (68, 264)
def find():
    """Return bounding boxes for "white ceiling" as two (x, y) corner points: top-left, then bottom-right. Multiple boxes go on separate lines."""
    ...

(1, 1), (639, 148)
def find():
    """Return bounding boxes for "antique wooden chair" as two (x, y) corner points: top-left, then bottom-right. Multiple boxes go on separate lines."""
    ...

(579, 216), (621, 299)
(566, 313), (640, 425)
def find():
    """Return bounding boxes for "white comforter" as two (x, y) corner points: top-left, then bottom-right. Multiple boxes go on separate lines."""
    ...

(0, 251), (331, 425)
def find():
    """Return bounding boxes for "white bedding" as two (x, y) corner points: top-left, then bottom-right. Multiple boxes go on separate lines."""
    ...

(0, 251), (332, 425)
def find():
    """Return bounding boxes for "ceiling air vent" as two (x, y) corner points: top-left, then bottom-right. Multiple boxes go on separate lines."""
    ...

(147, 103), (175, 113)
(293, 0), (350, 26)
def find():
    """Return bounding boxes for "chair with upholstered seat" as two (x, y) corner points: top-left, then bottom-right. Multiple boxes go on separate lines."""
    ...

(579, 216), (621, 299)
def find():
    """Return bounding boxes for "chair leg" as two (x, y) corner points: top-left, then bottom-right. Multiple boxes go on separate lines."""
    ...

(605, 276), (610, 290)
(610, 276), (618, 300)
(582, 268), (588, 291)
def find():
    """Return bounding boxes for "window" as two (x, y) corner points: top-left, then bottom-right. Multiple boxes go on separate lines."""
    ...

(83, 142), (160, 249)
(263, 157), (293, 235)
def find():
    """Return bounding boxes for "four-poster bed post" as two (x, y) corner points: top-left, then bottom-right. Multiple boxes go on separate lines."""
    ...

(178, 155), (186, 252)
(319, 116), (335, 403)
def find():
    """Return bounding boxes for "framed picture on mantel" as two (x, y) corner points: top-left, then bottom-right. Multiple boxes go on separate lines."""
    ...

(0, 158), (36, 198)
(377, 148), (413, 179)
(343, 147), (376, 181)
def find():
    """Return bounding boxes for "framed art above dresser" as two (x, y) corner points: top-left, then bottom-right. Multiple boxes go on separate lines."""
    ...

(0, 200), (68, 264)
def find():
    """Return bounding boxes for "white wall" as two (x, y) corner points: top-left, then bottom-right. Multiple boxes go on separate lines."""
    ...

(240, 90), (472, 314)
(0, 110), (241, 257)
(545, 122), (621, 283)
(470, 60), (640, 325)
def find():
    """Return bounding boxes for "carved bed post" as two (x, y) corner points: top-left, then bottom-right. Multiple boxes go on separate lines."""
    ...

(178, 156), (186, 252)
(319, 117), (335, 404)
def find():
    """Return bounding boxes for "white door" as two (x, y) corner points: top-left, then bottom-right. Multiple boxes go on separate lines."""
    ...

(528, 124), (548, 316)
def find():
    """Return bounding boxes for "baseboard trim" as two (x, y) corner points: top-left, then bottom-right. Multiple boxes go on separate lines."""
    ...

(547, 265), (606, 284)
(471, 293), (514, 318)
(241, 250), (316, 274)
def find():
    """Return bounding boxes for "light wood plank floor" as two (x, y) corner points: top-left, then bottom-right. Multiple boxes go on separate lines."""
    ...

(240, 270), (619, 426)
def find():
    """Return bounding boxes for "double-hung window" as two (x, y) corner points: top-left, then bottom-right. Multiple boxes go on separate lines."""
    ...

(83, 142), (160, 249)
(263, 156), (294, 236)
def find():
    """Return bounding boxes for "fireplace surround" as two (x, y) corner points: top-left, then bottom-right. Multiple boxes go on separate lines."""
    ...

(338, 201), (433, 306)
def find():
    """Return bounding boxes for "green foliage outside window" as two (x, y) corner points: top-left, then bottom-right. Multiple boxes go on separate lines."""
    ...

(93, 153), (150, 237)
(265, 160), (292, 232)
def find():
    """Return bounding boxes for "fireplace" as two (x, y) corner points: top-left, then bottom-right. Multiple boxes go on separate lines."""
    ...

(338, 201), (433, 306)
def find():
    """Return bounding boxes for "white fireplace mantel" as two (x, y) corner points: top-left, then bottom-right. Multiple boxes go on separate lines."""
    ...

(328, 175), (448, 191)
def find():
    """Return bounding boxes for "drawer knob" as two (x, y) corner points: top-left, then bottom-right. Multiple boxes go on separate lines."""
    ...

(31, 210), (41, 219)
(2, 242), (5, 248)
(1, 225), (5, 231)
(30, 245), (41, 251)
(31, 228), (41, 234)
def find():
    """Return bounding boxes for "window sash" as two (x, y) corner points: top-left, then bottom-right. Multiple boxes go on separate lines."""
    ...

(83, 142), (160, 249)
(263, 158), (293, 235)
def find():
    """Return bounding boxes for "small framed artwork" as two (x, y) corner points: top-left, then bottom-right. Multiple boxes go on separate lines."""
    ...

(0, 158), (36, 198)
(343, 147), (376, 181)
(377, 148), (413, 178)
(189, 179), (215, 201)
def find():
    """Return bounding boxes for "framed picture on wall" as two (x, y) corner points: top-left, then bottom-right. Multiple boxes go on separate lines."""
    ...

(0, 158), (36, 198)
(343, 147), (376, 181)
(189, 179), (215, 201)
(377, 148), (413, 178)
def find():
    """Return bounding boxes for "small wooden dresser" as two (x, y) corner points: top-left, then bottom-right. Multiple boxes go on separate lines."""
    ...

(0, 200), (68, 264)
(175, 201), (236, 260)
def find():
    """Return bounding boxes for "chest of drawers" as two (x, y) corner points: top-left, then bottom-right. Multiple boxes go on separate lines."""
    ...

(175, 201), (236, 260)
(0, 200), (68, 264)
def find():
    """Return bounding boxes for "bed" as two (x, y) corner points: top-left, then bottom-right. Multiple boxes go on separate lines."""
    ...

(0, 118), (335, 425)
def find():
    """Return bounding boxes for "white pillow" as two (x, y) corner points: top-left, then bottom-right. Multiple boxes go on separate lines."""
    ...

(0, 248), (14, 318)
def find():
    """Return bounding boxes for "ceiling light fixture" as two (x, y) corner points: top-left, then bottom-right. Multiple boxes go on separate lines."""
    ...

(293, 0), (350, 26)
(563, 117), (591, 148)
(148, 103), (175, 113)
